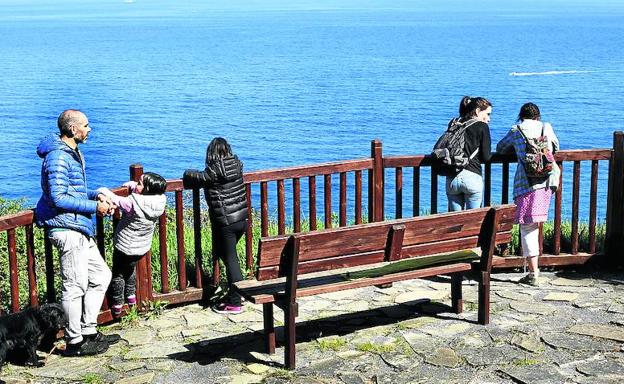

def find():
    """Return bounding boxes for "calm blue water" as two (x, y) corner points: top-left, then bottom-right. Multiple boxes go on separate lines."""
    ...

(1, 1), (623, 221)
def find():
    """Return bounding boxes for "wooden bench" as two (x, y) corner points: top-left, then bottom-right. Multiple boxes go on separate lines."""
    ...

(234, 204), (515, 369)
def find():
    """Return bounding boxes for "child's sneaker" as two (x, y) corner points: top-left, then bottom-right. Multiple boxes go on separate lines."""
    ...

(518, 274), (540, 287)
(127, 295), (137, 307)
(212, 303), (243, 315)
(111, 304), (123, 316)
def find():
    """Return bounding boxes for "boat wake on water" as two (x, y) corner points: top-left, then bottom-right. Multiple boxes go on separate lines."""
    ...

(509, 69), (624, 76)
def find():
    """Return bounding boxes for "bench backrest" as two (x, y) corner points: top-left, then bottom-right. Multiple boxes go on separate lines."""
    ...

(256, 204), (515, 280)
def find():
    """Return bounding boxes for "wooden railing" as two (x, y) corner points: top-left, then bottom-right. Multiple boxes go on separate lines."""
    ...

(2, 132), (624, 318)
(383, 149), (612, 267)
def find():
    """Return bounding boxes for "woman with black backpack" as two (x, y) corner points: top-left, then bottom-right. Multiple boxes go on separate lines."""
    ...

(183, 137), (248, 314)
(496, 102), (560, 286)
(443, 96), (493, 211)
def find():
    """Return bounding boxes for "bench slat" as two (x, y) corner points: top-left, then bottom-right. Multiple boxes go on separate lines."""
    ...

(237, 262), (474, 304)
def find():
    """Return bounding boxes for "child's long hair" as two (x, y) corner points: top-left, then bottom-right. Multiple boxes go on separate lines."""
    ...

(141, 172), (167, 195)
(517, 102), (541, 122)
(205, 137), (233, 164)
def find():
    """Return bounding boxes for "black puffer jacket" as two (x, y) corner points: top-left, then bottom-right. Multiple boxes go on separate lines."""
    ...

(183, 155), (248, 227)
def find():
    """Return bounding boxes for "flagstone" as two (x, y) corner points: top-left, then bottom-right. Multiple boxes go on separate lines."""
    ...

(116, 372), (155, 384)
(568, 324), (624, 342)
(424, 347), (459, 368)
(123, 329), (155, 346)
(496, 290), (533, 301)
(421, 322), (471, 338)
(500, 365), (566, 384)
(510, 333), (543, 353)
(246, 363), (271, 374)
(550, 277), (594, 287)
(542, 333), (617, 352)
(542, 292), (578, 302)
(606, 304), (624, 314)
(509, 301), (556, 316)
(576, 359), (624, 376)
(227, 373), (264, 384)
(183, 311), (223, 327)
(109, 361), (146, 372)
(463, 346), (525, 367)
(124, 341), (189, 359)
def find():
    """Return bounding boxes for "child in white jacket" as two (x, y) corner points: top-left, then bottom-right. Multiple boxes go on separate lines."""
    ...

(98, 172), (167, 316)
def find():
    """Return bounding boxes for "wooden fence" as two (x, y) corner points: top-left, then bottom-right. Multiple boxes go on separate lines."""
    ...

(2, 132), (624, 320)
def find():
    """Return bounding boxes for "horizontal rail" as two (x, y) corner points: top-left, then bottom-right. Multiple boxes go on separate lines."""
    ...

(244, 158), (373, 183)
(0, 210), (34, 232)
(383, 149), (612, 168)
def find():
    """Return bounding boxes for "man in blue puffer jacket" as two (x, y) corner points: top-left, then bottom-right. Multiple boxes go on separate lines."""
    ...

(35, 109), (119, 356)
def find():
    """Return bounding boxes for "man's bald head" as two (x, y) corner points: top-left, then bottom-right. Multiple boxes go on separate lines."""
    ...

(57, 109), (87, 137)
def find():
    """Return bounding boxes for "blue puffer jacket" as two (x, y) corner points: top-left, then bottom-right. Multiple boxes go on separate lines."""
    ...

(35, 134), (98, 237)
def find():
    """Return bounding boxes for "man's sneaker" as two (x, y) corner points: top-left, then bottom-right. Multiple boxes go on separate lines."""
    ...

(212, 303), (243, 315)
(127, 295), (137, 307)
(518, 274), (540, 287)
(63, 338), (108, 357)
(84, 331), (122, 345)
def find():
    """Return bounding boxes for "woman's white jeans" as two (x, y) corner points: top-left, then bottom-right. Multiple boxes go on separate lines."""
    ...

(520, 223), (540, 257)
(49, 230), (112, 344)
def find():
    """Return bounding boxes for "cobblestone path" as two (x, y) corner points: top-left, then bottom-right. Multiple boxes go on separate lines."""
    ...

(1, 270), (624, 384)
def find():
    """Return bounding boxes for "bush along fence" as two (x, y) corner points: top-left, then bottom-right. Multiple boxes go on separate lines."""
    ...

(2, 131), (624, 319)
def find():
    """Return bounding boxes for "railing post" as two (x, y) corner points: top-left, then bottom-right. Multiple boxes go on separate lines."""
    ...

(370, 140), (384, 222)
(130, 164), (152, 307)
(606, 131), (624, 266)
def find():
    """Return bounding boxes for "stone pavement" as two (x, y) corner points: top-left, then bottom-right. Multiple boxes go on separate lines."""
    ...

(1, 269), (624, 384)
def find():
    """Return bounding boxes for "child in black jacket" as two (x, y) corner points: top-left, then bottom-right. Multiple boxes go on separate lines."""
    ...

(183, 137), (248, 314)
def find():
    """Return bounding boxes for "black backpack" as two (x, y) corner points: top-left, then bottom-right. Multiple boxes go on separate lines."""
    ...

(431, 118), (479, 176)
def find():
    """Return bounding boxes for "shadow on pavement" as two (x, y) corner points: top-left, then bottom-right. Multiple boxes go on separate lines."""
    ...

(168, 299), (476, 367)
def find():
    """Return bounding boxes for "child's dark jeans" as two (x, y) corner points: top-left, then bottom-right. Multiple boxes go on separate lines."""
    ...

(110, 249), (143, 306)
(212, 219), (248, 306)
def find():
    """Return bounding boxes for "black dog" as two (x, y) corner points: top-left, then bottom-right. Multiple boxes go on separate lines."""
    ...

(0, 303), (68, 367)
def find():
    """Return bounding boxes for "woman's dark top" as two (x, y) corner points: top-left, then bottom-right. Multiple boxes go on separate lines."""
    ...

(183, 155), (248, 227)
(463, 120), (492, 176)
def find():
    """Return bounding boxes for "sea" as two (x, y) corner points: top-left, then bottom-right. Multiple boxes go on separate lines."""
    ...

(1, 0), (623, 222)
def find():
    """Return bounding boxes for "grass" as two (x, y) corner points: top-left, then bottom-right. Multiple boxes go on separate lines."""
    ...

(356, 341), (396, 354)
(0, 194), (608, 312)
(81, 373), (104, 384)
(119, 300), (168, 328)
(512, 357), (541, 366)
(266, 368), (295, 381)
(119, 306), (141, 328)
(317, 337), (347, 351)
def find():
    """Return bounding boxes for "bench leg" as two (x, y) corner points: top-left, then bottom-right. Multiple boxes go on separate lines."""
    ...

(263, 303), (275, 354)
(451, 273), (463, 314)
(478, 271), (490, 325)
(284, 301), (297, 369)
